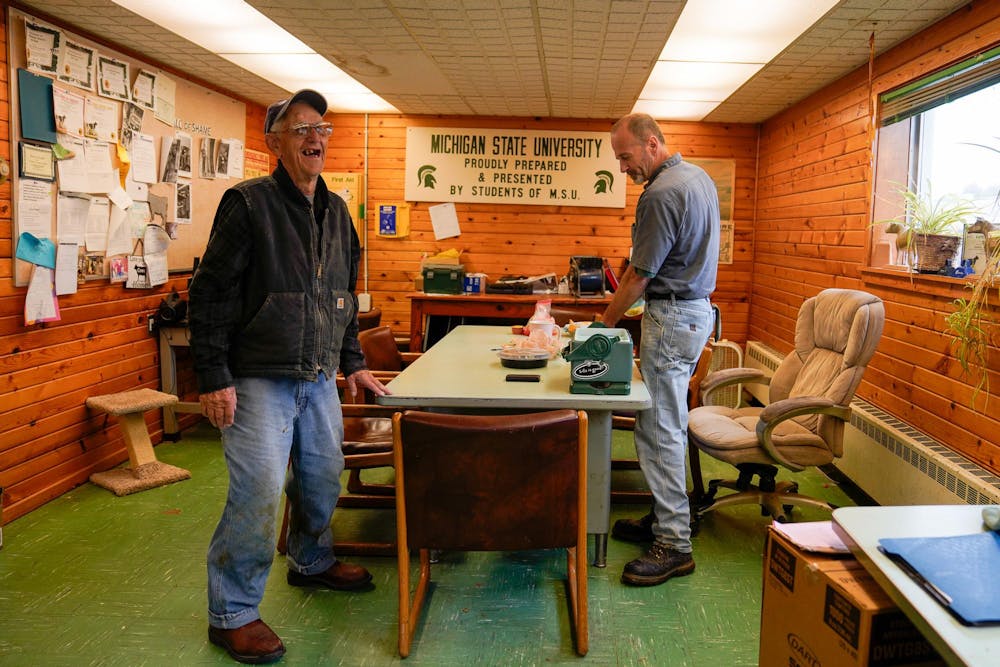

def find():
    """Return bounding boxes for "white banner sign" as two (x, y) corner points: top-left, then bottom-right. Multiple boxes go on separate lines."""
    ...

(404, 127), (625, 208)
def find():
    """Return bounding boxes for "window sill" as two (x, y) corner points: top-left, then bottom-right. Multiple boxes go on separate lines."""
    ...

(861, 266), (978, 299)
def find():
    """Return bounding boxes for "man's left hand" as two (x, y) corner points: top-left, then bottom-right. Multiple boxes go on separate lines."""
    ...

(345, 369), (390, 400)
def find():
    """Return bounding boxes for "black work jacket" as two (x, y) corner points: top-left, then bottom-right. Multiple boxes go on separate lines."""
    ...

(189, 161), (365, 394)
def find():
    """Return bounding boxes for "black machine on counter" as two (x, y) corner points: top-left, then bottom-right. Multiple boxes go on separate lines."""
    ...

(568, 256), (604, 297)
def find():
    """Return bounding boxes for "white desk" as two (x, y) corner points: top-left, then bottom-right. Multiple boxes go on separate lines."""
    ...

(832, 505), (1000, 667)
(376, 325), (652, 567)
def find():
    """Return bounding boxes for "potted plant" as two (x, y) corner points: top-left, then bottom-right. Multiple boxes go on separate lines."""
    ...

(945, 140), (1000, 407)
(946, 229), (999, 406)
(879, 183), (979, 273)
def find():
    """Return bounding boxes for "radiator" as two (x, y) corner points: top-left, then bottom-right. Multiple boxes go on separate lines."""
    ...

(743, 341), (1000, 506)
(743, 340), (779, 405)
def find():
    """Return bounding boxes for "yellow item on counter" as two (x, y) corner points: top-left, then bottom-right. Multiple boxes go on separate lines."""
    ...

(425, 248), (462, 264)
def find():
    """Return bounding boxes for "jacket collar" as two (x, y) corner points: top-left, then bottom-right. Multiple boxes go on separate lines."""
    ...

(273, 161), (329, 220)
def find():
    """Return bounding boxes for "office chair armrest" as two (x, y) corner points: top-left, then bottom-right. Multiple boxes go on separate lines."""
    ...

(700, 367), (768, 404)
(755, 397), (852, 471)
(401, 352), (423, 366)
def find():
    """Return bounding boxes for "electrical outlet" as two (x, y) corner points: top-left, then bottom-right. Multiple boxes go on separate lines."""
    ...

(357, 293), (372, 312)
(147, 315), (155, 334)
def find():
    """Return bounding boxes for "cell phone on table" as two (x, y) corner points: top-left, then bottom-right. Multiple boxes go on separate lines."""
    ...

(505, 373), (540, 382)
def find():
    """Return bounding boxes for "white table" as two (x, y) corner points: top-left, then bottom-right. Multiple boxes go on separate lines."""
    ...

(377, 325), (651, 566)
(832, 505), (1000, 667)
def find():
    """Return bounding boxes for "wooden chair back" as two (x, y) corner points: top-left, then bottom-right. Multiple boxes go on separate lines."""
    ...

(393, 409), (588, 656)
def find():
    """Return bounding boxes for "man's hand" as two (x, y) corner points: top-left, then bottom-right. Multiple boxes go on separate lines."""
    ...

(200, 386), (237, 429)
(345, 369), (391, 401)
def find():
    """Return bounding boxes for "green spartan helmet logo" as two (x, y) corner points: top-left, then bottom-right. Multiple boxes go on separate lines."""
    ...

(417, 164), (437, 188)
(594, 170), (614, 194)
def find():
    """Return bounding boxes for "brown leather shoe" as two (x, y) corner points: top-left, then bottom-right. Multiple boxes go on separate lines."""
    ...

(208, 619), (285, 664)
(286, 560), (374, 591)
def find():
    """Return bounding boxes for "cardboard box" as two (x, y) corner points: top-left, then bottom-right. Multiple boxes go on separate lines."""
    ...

(760, 527), (944, 667)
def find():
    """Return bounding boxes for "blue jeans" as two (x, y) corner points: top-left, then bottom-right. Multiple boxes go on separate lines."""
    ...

(635, 297), (713, 553)
(207, 373), (345, 629)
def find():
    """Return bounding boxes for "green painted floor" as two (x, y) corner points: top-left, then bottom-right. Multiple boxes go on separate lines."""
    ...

(0, 423), (860, 666)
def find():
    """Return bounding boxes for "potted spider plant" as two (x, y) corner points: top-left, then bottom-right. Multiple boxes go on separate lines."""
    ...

(879, 183), (979, 273)
(945, 234), (998, 406)
(945, 140), (1000, 407)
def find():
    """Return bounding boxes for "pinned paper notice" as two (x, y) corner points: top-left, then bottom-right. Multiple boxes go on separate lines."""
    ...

(55, 243), (79, 295)
(25, 266), (60, 325)
(429, 202), (460, 240)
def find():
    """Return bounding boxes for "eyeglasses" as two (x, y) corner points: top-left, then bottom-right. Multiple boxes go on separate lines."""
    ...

(274, 122), (333, 137)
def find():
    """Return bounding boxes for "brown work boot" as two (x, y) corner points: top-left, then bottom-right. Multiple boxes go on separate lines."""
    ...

(621, 542), (695, 587)
(287, 560), (374, 591)
(611, 511), (655, 543)
(208, 619), (285, 664)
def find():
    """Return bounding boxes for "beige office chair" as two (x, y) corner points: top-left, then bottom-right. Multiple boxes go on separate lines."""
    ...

(393, 409), (588, 657)
(688, 288), (884, 522)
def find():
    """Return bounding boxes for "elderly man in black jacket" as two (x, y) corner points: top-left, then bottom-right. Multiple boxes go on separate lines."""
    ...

(190, 89), (387, 664)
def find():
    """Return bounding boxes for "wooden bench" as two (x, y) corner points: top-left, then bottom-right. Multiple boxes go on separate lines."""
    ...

(86, 389), (191, 496)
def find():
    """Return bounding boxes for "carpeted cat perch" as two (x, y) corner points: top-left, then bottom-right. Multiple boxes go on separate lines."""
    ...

(86, 389), (191, 496)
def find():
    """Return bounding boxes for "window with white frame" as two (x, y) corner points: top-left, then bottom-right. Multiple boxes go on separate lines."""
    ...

(871, 46), (1000, 273)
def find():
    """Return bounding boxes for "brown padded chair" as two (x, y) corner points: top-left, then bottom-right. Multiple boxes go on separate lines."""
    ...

(342, 325), (422, 498)
(357, 306), (382, 332)
(394, 409), (588, 657)
(688, 288), (884, 522)
(358, 325), (422, 374)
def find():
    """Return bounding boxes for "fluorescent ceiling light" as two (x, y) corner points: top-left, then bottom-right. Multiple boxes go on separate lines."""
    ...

(112, 0), (397, 114)
(632, 99), (719, 122)
(640, 62), (764, 101)
(636, 0), (838, 121)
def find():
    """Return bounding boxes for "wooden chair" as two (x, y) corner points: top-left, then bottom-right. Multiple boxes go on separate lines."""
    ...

(275, 397), (398, 557)
(357, 306), (382, 332)
(358, 325), (421, 373)
(278, 326), (420, 556)
(344, 325), (422, 497)
(393, 409), (588, 657)
(611, 345), (714, 503)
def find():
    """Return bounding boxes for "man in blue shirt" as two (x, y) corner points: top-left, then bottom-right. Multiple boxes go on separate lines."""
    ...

(598, 113), (719, 586)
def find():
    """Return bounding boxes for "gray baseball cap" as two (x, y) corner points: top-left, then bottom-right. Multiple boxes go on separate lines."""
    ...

(264, 89), (328, 133)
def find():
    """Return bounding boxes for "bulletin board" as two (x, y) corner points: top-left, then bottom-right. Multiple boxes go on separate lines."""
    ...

(7, 7), (247, 287)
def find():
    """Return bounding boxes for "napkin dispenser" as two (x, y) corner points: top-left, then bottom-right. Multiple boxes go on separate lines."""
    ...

(569, 256), (604, 296)
(561, 325), (633, 394)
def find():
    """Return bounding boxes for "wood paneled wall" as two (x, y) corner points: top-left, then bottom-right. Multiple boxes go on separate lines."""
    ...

(753, 0), (1000, 474)
(326, 116), (757, 341)
(0, 6), (270, 523)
